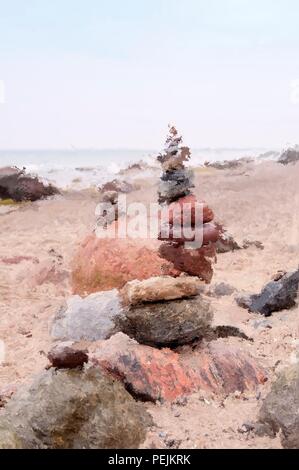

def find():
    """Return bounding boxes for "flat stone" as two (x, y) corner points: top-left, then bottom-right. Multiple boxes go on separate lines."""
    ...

(120, 276), (203, 306)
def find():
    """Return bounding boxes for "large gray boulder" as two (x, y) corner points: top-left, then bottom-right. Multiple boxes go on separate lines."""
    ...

(116, 295), (213, 347)
(0, 166), (59, 202)
(51, 290), (123, 342)
(257, 364), (299, 449)
(0, 367), (151, 449)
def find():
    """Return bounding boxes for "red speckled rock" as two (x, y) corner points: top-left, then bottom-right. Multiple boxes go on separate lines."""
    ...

(180, 339), (268, 394)
(159, 242), (216, 283)
(165, 195), (214, 226)
(92, 333), (199, 402)
(72, 234), (178, 295)
(92, 334), (267, 402)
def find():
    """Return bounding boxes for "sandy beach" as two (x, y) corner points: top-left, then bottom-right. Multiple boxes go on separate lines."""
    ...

(1, 160), (298, 449)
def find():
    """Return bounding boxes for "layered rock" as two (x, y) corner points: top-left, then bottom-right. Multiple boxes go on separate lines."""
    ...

(256, 364), (299, 449)
(117, 295), (213, 347)
(157, 127), (220, 282)
(92, 333), (200, 402)
(0, 368), (151, 449)
(120, 275), (203, 306)
(0, 166), (59, 202)
(236, 268), (299, 316)
(92, 334), (267, 402)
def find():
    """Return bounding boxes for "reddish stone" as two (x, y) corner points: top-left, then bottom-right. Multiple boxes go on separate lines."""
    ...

(71, 234), (178, 295)
(180, 339), (268, 394)
(159, 242), (216, 283)
(92, 333), (199, 402)
(165, 195), (215, 226)
(92, 334), (267, 402)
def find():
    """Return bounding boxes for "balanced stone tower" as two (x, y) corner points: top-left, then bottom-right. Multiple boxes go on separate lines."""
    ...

(158, 126), (220, 283)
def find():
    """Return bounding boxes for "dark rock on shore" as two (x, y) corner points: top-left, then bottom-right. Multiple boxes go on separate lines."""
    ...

(0, 368), (151, 449)
(204, 157), (254, 170)
(256, 364), (299, 448)
(0, 167), (59, 202)
(236, 268), (299, 316)
(278, 146), (299, 165)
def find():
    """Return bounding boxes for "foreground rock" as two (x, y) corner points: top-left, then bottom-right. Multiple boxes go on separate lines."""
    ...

(47, 342), (88, 369)
(0, 368), (151, 449)
(236, 268), (299, 316)
(0, 166), (59, 202)
(93, 334), (267, 402)
(256, 364), (299, 448)
(121, 276), (203, 306)
(51, 290), (122, 341)
(181, 339), (267, 395)
(278, 145), (299, 165)
(117, 296), (213, 347)
(93, 333), (200, 402)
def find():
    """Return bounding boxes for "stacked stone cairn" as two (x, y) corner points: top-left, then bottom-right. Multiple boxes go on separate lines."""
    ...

(157, 126), (220, 283)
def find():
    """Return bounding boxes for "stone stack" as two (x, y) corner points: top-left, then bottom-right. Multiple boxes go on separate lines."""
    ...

(157, 126), (220, 283)
(117, 276), (213, 347)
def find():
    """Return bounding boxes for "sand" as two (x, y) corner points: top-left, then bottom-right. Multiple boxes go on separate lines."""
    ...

(0, 161), (298, 449)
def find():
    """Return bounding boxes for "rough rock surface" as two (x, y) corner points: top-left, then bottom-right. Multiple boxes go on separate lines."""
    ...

(47, 342), (88, 369)
(0, 367), (151, 449)
(181, 339), (267, 395)
(120, 276), (202, 306)
(0, 166), (59, 202)
(257, 364), (299, 448)
(51, 290), (122, 341)
(93, 333), (200, 402)
(236, 268), (299, 316)
(72, 234), (177, 294)
(159, 243), (216, 283)
(93, 334), (267, 402)
(117, 296), (213, 347)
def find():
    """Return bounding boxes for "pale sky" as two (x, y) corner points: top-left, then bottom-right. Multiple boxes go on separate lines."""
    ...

(0, 0), (299, 150)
